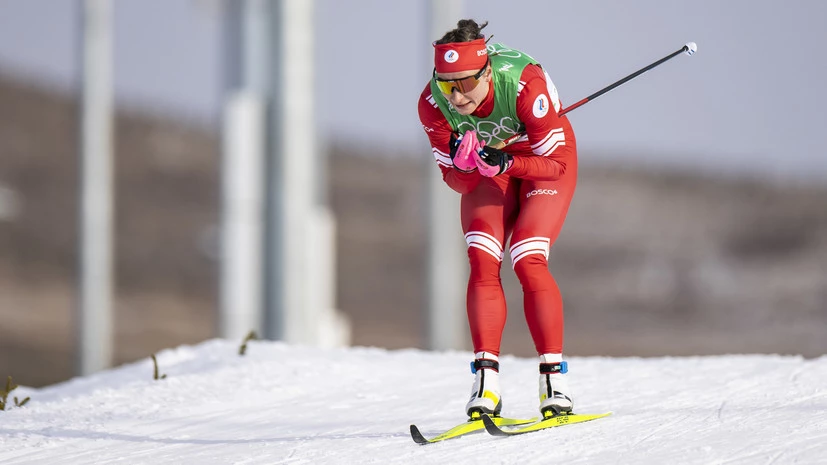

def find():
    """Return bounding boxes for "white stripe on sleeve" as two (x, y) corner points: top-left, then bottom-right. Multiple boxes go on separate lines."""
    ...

(433, 147), (452, 167)
(531, 128), (566, 157)
(426, 94), (438, 108)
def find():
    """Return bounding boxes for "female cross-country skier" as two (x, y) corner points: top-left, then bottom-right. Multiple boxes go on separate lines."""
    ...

(417, 19), (578, 419)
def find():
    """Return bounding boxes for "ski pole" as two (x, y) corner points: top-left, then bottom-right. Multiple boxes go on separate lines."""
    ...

(490, 42), (697, 149)
(559, 42), (697, 117)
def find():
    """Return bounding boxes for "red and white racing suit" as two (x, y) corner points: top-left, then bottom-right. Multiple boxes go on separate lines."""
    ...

(417, 63), (578, 356)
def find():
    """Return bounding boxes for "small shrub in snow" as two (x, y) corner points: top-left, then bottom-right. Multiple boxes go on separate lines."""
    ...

(0, 375), (30, 411)
(238, 330), (258, 356)
(151, 354), (167, 380)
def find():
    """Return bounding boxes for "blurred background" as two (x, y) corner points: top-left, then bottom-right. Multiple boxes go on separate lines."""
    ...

(2, 0), (826, 387)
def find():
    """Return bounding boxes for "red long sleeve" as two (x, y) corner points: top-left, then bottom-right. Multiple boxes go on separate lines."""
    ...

(502, 64), (577, 181)
(418, 85), (482, 194)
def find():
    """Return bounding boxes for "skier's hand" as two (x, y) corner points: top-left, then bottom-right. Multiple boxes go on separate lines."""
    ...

(449, 130), (480, 173)
(474, 146), (513, 177)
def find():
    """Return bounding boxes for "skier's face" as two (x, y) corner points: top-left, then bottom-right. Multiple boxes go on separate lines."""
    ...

(435, 65), (492, 115)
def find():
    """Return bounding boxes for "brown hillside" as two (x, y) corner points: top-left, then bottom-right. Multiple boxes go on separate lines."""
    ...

(2, 76), (826, 387)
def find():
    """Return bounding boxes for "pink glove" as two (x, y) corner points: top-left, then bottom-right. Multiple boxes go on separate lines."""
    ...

(451, 130), (482, 172)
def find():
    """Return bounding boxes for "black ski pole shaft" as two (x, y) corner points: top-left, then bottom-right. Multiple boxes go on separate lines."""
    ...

(489, 42), (696, 150)
(559, 42), (697, 116)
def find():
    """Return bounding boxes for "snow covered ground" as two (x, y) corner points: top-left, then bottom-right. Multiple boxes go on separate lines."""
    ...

(1, 340), (826, 464)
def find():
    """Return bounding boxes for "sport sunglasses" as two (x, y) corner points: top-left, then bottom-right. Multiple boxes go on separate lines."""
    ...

(433, 59), (489, 95)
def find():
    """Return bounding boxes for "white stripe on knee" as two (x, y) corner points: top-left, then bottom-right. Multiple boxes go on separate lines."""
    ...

(465, 231), (504, 262)
(509, 236), (550, 268)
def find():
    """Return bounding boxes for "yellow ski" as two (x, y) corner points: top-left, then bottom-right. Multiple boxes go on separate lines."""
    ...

(410, 415), (536, 445)
(481, 411), (611, 436)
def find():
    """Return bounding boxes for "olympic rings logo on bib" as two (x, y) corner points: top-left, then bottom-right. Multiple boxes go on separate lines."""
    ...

(456, 117), (520, 146)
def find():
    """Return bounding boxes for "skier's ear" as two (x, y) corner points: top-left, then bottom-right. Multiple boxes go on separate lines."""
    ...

(484, 65), (493, 82)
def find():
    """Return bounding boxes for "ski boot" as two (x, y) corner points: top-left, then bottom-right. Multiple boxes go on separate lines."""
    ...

(538, 354), (573, 418)
(465, 352), (502, 419)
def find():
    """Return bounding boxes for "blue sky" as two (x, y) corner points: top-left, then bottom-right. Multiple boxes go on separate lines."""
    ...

(1, 0), (826, 182)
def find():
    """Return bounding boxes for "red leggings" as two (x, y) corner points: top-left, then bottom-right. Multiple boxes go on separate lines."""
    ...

(461, 165), (577, 356)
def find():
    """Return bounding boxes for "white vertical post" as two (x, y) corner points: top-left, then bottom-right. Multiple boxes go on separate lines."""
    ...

(427, 1), (469, 351)
(242, 0), (270, 94)
(220, 92), (265, 339)
(267, 0), (308, 342)
(77, 0), (113, 375)
(306, 207), (350, 347)
(266, 0), (347, 345)
(218, 0), (270, 340)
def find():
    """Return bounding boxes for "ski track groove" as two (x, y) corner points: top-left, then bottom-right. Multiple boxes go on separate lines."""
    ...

(764, 449), (786, 465)
(713, 429), (827, 465)
(716, 400), (727, 422)
(629, 413), (691, 449)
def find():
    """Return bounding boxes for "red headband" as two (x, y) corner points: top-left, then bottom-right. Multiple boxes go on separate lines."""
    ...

(433, 38), (488, 73)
